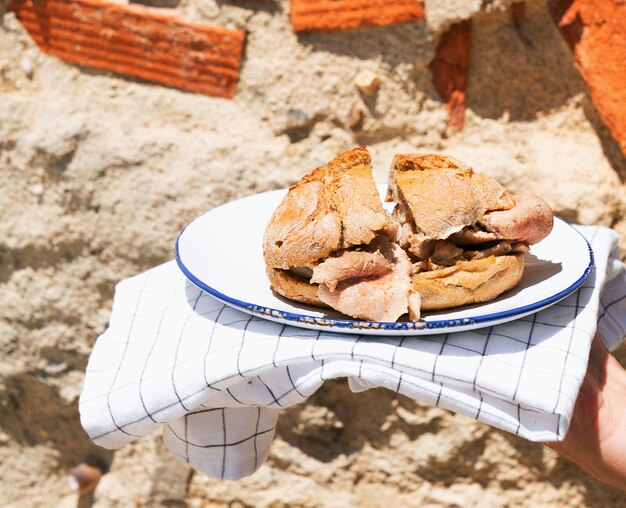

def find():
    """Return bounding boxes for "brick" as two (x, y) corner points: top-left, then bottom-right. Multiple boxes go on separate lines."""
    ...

(9, 0), (245, 98)
(290, 0), (425, 32)
(512, 2), (525, 30)
(550, 0), (626, 155)
(430, 20), (471, 131)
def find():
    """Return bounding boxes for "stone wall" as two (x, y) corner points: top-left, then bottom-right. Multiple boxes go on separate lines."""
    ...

(1, 1), (625, 506)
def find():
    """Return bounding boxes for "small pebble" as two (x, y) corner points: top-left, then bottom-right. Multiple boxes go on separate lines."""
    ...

(285, 108), (311, 131)
(29, 183), (44, 196)
(285, 144), (300, 157)
(20, 56), (33, 79)
(348, 102), (365, 131)
(354, 70), (379, 96)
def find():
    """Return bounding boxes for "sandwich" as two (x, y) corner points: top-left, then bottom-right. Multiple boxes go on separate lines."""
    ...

(263, 147), (553, 322)
(387, 154), (553, 312)
(263, 146), (419, 322)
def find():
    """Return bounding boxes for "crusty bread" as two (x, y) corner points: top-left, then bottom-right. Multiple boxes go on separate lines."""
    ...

(387, 154), (514, 240)
(263, 146), (389, 307)
(265, 265), (326, 308)
(263, 146), (388, 271)
(263, 148), (549, 321)
(412, 254), (525, 311)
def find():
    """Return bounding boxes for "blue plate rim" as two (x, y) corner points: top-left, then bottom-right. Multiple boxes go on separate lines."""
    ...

(175, 209), (594, 333)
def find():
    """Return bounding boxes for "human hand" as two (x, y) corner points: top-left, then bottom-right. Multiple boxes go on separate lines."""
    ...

(547, 334), (626, 492)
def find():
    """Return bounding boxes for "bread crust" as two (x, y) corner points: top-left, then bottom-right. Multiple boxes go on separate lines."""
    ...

(265, 265), (327, 308)
(263, 146), (388, 270)
(387, 154), (514, 240)
(412, 254), (525, 311)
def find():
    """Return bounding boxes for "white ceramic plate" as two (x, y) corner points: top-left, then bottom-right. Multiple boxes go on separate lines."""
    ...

(175, 187), (594, 335)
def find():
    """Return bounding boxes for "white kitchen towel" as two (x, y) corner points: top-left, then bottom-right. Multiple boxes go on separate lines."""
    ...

(80, 226), (626, 480)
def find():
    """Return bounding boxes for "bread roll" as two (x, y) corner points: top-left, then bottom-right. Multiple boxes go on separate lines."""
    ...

(262, 148), (553, 321)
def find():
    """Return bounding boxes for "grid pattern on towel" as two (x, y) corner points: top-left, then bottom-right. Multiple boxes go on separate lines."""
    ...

(79, 226), (626, 480)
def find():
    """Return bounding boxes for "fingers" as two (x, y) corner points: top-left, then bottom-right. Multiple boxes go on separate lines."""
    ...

(546, 333), (626, 492)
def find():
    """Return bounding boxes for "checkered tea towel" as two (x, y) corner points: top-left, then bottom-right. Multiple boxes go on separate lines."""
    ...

(80, 226), (626, 480)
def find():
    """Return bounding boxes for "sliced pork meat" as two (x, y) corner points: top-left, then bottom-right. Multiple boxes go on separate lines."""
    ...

(389, 205), (415, 249)
(383, 219), (401, 244)
(479, 194), (553, 245)
(408, 233), (435, 259)
(316, 239), (415, 322)
(511, 242), (530, 253)
(463, 240), (512, 260)
(412, 260), (430, 274)
(311, 250), (392, 292)
(408, 291), (422, 321)
(397, 223), (414, 250)
(430, 241), (463, 266)
(448, 226), (498, 245)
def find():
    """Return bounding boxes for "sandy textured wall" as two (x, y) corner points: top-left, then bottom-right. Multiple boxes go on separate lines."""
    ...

(1, 0), (625, 506)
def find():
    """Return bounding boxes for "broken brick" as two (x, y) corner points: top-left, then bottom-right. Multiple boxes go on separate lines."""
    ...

(9, 0), (245, 98)
(431, 20), (472, 131)
(353, 69), (379, 96)
(550, 0), (626, 156)
(348, 101), (365, 131)
(512, 2), (525, 30)
(290, 0), (425, 32)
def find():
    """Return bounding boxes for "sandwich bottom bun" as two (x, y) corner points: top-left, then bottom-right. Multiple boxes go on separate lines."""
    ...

(265, 265), (326, 308)
(412, 254), (525, 311)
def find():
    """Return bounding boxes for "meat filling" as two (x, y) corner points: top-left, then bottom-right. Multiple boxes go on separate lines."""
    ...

(298, 189), (550, 322)
(479, 194), (553, 245)
(312, 236), (418, 322)
(405, 193), (552, 276)
(448, 225), (498, 245)
(311, 249), (392, 292)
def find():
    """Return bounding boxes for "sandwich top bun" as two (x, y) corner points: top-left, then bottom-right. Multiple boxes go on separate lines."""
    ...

(263, 146), (388, 271)
(263, 147), (554, 322)
(387, 154), (515, 240)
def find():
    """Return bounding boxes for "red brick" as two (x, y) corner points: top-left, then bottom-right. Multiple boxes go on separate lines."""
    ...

(9, 0), (245, 98)
(512, 2), (525, 30)
(550, 0), (626, 155)
(431, 20), (471, 131)
(290, 0), (425, 32)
